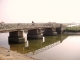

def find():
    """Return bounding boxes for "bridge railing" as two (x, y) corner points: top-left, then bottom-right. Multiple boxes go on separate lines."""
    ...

(0, 23), (66, 32)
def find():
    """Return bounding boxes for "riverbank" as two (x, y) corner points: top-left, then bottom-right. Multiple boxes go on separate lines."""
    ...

(0, 46), (39, 60)
(63, 32), (80, 35)
(64, 30), (80, 35)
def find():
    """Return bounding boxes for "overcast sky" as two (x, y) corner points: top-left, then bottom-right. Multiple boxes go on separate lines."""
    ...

(0, 0), (80, 23)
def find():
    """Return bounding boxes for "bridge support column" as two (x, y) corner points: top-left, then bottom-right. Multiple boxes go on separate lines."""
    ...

(43, 28), (57, 36)
(8, 30), (25, 43)
(56, 28), (62, 34)
(27, 29), (43, 39)
(56, 24), (63, 34)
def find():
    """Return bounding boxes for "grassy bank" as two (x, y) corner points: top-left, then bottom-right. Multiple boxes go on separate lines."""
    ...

(63, 26), (80, 35)
(66, 26), (80, 31)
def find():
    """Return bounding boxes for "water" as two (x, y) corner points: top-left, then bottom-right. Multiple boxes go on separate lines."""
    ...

(0, 32), (80, 60)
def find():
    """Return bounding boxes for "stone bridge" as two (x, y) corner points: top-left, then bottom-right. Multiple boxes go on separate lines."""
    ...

(0, 22), (67, 43)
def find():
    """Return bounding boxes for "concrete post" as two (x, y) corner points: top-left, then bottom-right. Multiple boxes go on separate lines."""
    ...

(8, 30), (25, 43)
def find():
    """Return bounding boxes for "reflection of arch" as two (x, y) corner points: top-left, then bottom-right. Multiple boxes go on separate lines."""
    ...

(26, 41), (60, 56)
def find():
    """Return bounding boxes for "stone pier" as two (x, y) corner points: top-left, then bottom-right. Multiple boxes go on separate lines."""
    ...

(27, 29), (43, 39)
(43, 28), (57, 36)
(56, 24), (63, 34)
(8, 30), (25, 43)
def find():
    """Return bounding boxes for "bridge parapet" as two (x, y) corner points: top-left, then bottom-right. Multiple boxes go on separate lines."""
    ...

(0, 23), (55, 29)
(0, 23), (66, 32)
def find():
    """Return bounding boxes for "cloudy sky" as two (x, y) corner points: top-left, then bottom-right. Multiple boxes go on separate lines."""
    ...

(0, 0), (80, 23)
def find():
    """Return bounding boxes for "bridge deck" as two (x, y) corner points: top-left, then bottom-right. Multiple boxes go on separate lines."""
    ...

(0, 23), (66, 33)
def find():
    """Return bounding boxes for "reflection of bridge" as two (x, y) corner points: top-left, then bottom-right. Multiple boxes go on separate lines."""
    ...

(26, 41), (60, 56)
(0, 23), (67, 43)
(25, 35), (68, 56)
(9, 35), (68, 54)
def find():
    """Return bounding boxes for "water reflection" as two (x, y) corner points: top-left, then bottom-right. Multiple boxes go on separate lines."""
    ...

(0, 33), (10, 49)
(9, 34), (68, 54)
(41, 37), (45, 43)
(25, 41), (29, 47)
(27, 41), (61, 56)
(24, 37), (27, 42)
(1, 32), (80, 60)
(0, 32), (68, 55)
(32, 35), (80, 60)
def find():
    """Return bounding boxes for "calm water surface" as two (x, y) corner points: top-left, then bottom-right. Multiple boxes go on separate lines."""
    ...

(0, 32), (80, 60)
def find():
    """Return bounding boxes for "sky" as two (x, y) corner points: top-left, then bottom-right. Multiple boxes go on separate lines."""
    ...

(0, 0), (80, 23)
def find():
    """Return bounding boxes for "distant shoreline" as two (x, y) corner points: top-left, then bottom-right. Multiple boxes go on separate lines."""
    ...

(63, 30), (80, 35)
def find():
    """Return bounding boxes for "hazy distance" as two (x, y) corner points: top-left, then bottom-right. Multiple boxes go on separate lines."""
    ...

(0, 0), (80, 23)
